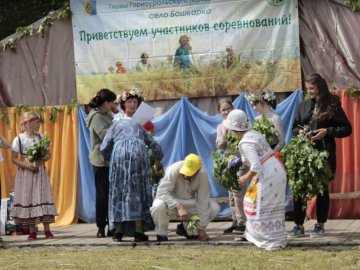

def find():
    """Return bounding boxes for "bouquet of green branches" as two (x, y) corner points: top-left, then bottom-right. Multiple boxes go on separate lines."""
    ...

(187, 215), (200, 233)
(212, 151), (243, 192)
(280, 134), (332, 207)
(26, 135), (50, 163)
(212, 130), (243, 191)
(252, 116), (279, 147)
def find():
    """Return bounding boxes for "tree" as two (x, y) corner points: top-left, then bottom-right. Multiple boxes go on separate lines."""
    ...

(0, 0), (68, 40)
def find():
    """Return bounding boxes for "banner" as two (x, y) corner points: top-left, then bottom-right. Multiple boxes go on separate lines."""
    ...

(71, 0), (301, 103)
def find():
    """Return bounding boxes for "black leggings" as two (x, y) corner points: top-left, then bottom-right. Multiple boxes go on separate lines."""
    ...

(93, 166), (110, 229)
(293, 190), (330, 225)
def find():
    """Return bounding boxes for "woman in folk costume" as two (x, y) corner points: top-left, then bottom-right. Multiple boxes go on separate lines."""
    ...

(100, 113), (163, 242)
(11, 111), (58, 240)
(224, 109), (287, 251)
(248, 89), (285, 151)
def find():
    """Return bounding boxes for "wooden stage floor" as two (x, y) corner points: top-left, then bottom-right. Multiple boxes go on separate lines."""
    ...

(1, 220), (359, 249)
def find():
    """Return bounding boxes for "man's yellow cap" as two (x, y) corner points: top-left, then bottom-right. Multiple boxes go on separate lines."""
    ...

(179, 153), (202, 177)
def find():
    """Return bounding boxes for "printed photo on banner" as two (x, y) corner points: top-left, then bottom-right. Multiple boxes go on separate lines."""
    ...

(71, 0), (301, 103)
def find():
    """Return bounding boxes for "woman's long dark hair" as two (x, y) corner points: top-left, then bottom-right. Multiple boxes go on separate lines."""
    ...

(305, 73), (339, 121)
(88, 89), (116, 109)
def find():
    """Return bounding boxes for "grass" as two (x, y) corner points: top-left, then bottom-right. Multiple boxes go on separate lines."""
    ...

(76, 57), (301, 104)
(0, 246), (359, 269)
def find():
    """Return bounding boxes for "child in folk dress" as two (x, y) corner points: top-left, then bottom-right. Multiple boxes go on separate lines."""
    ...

(11, 111), (58, 240)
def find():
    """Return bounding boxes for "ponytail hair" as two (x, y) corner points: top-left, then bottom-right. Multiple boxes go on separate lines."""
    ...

(88, 89), (116, 109)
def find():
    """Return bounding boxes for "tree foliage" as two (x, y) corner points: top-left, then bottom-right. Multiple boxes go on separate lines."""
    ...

(0, 0), (68, 40)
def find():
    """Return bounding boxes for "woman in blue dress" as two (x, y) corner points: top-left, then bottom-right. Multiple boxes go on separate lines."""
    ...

(100, 115), (163, 242)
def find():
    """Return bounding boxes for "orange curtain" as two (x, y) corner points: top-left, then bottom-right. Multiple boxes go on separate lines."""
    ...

(307, 91), (360, 219)
(0, 106), (78, 226)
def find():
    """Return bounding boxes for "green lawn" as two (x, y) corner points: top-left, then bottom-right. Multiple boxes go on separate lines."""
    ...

(0, 246), (359, 269)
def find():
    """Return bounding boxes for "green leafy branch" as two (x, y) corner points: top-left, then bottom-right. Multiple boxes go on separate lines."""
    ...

(280, 135), (333, 208)
(212, 151), (242, 191)
(66, 99), (77, 115)
(344, 84), (360, 99)
(2, 38), (17, 52)
(346, 0), (360, 11)
(27, 135), (51, 163)
(50, 107), (64, 122)
(187, 215), (200, 233)
(37, 106), (46, 123)
(14, 104), (29, 118)
(16, 25), (35, 39)
(223, 131), (240, 155)
(0, 102), (78, 124)
(252, 116), (279, 146)
(0, 107), (9, 124)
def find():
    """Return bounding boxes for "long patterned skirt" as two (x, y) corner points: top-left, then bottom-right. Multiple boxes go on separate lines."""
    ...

(11, 166), (58, 226)
(243, 156), (287, 249)
(108, 138), (154, 236)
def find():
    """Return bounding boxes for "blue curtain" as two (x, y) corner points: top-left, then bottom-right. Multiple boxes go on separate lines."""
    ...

(77, 107), (96, 222)
(77, 90), (303, 221)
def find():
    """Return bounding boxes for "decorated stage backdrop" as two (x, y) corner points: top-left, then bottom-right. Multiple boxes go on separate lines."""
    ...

(1, 91), (359, 225)
(70, 0), (301, 103)
(77, 90), (303, 222)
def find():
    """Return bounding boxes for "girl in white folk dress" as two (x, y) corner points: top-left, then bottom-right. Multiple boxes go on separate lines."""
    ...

(11, 111), (58, 240)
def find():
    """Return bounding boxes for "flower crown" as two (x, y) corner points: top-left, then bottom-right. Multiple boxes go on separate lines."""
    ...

(117, 89), (145, 103)
(247, 89), (276, 104)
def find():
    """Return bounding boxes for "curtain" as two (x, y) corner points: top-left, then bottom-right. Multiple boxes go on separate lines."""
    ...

(307, 91), (360, 219)
(77, 89), (303, 220)
(0, 107), (78, 225)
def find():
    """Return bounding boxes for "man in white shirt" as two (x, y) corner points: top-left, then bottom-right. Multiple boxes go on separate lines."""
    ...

(151, 153), (220, 241)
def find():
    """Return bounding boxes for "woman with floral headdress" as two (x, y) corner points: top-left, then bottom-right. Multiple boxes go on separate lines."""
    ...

(114, 89), (154, 133)
(224, 109), (287, 251)
(248, 89), (285, 152)
(100, 111), (163, 242)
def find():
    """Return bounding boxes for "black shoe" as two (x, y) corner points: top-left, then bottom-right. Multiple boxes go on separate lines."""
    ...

(157, 235), (168, 242)
(112, 232), (123, 242)
(223, 224), (237, 234)
(233, 224), (246, 234)
(107, 229), (115, 237)
(134, 232), (149, 242)
(176, 223), (198, 240)
(96, 228), (105, 238)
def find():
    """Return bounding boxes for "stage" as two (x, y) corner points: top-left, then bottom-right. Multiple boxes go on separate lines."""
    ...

(1, 220), (359, 249)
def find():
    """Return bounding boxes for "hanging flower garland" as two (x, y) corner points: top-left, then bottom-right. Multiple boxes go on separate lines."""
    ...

(1, 3), (71, 53)
(0, 99), (77, 125)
